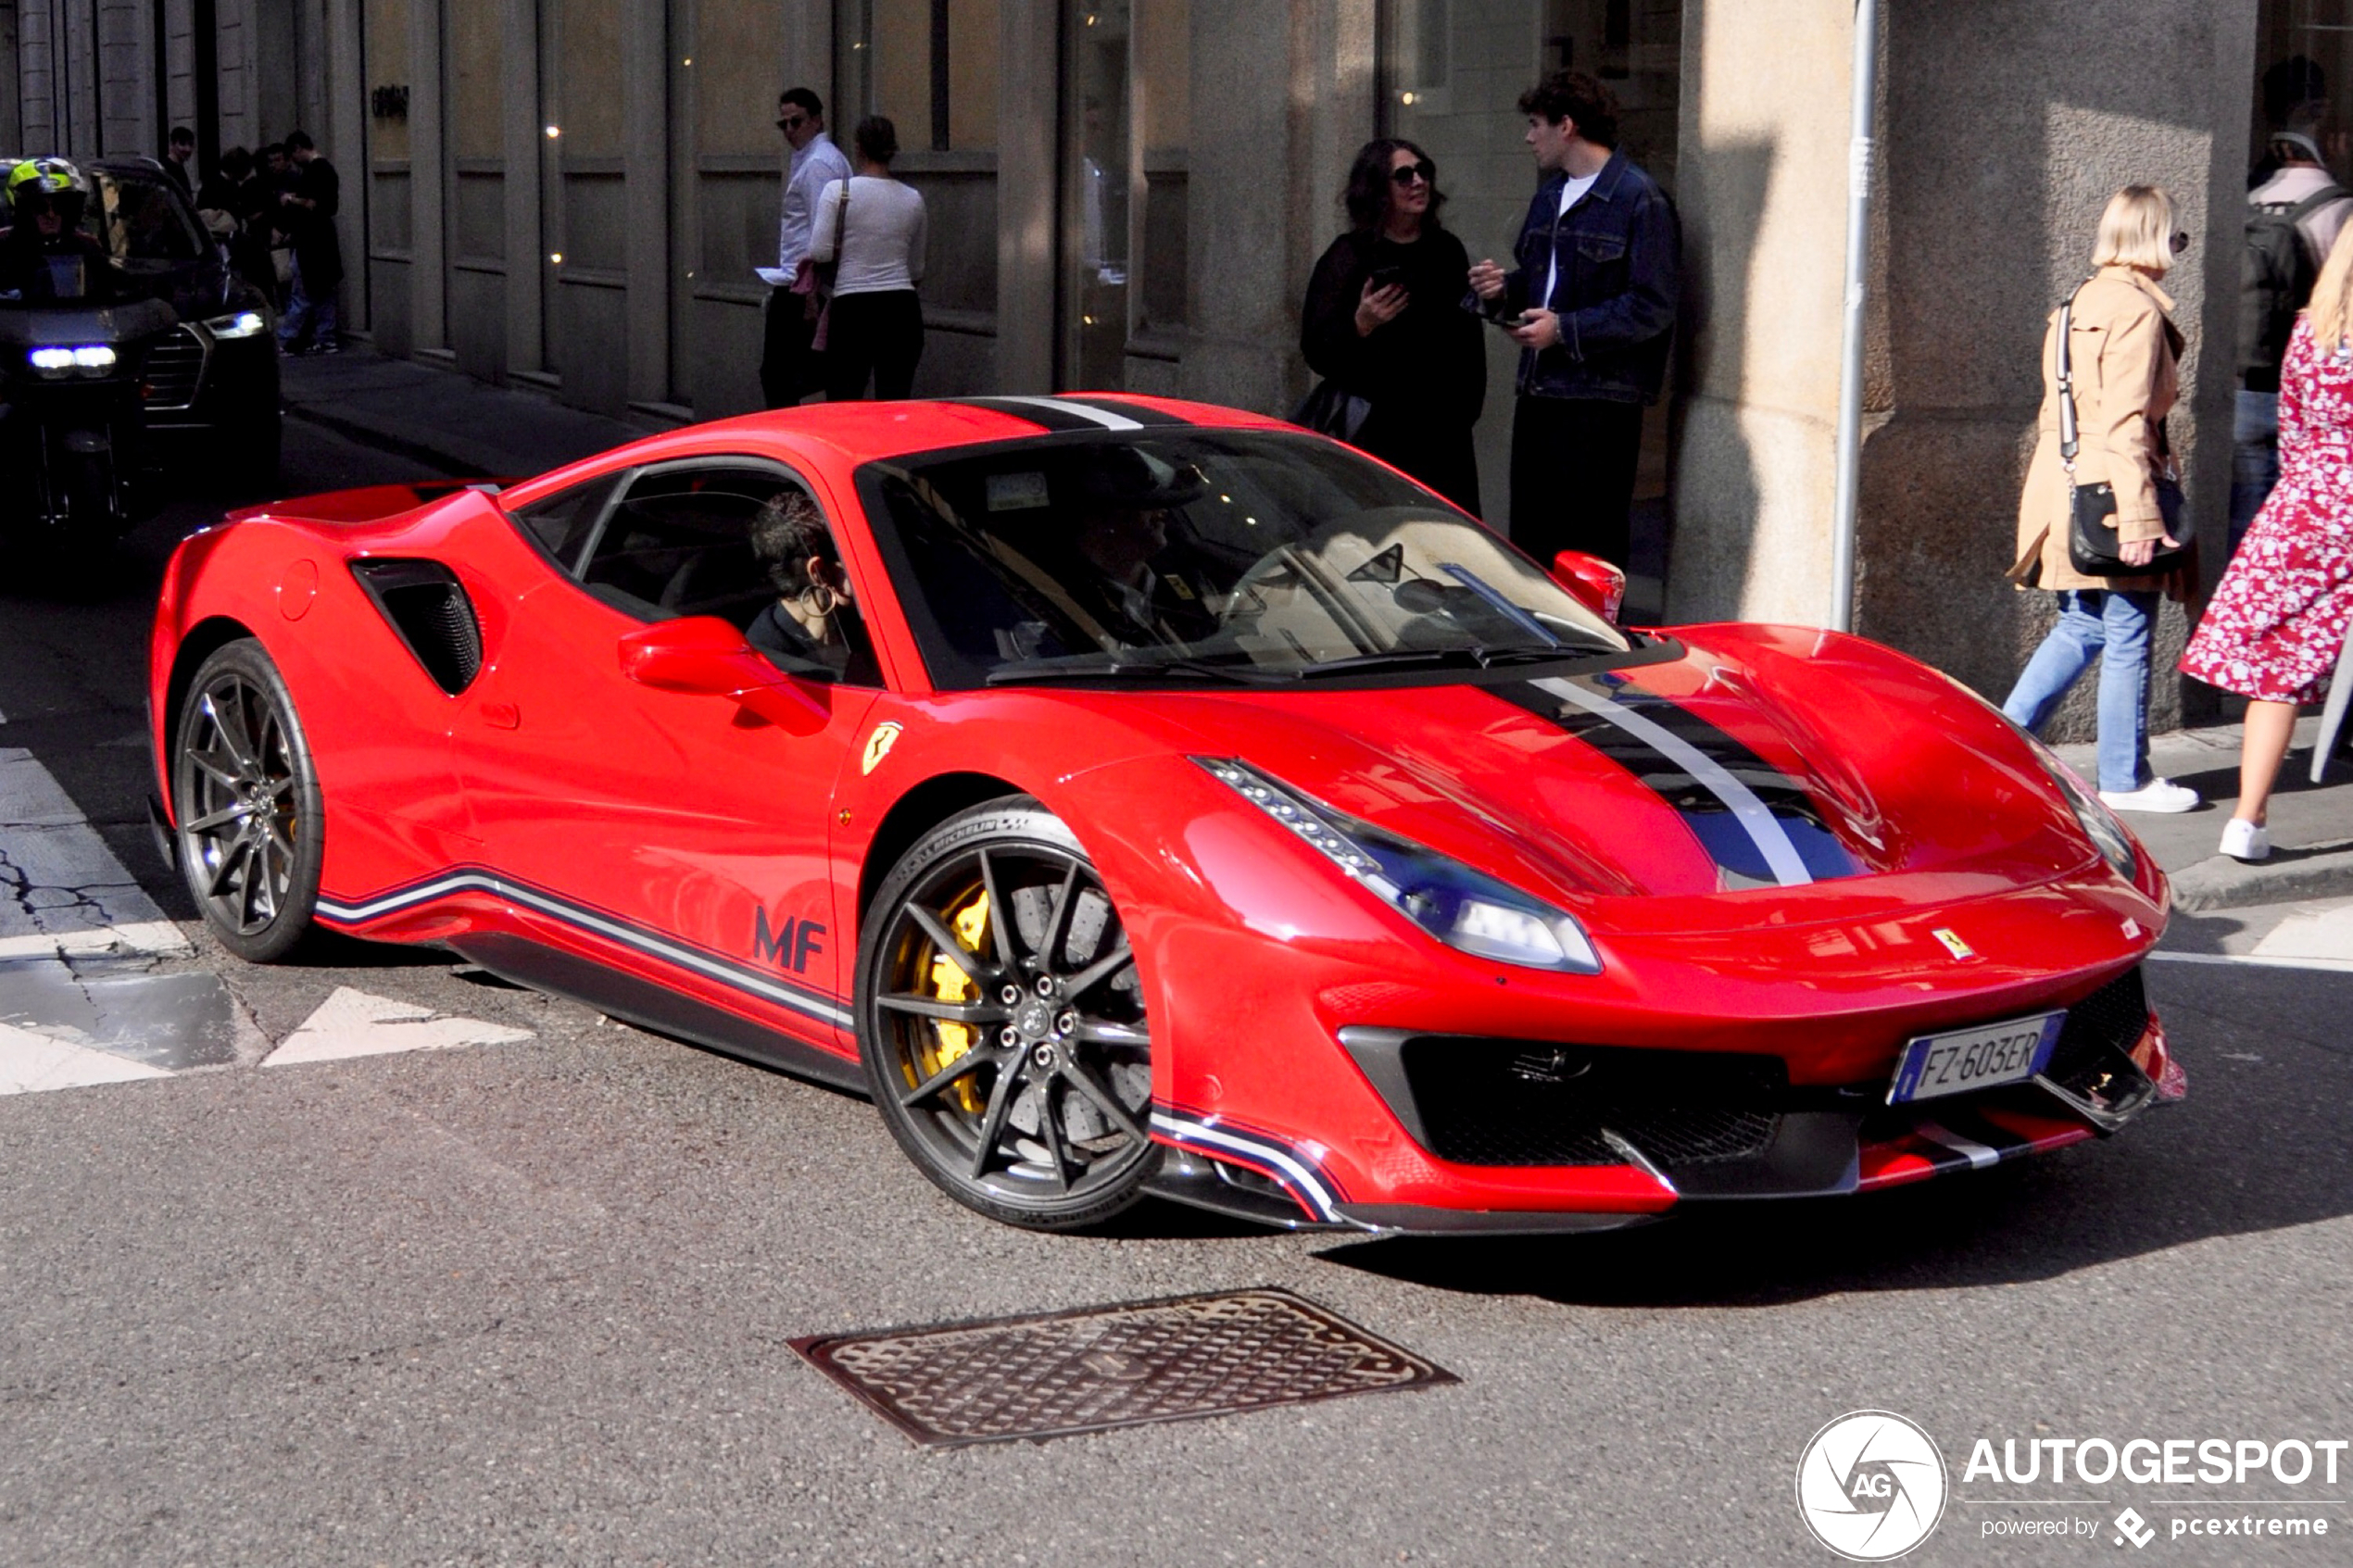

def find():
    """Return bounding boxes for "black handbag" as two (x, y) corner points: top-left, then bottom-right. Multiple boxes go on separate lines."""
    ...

(2056, 282), (2189, 577)
(1290, 378), (1372, 443)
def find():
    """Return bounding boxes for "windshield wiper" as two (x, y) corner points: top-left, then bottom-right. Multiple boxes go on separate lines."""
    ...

(1285, 644), (1607, 680)
(984, 654), (1290, 687)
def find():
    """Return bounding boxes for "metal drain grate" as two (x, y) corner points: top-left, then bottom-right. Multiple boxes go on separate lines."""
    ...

(791, 1287), (1456, 1447)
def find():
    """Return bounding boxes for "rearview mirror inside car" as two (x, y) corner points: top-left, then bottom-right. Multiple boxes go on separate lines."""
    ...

(1549, 551), (1627, 625)
(617, 616), (827, 732)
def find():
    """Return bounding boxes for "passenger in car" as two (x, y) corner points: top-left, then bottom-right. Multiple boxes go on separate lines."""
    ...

(745, 489), (863, 680)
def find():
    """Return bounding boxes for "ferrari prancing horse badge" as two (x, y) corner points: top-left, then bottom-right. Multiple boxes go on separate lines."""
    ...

(862, 721), (904, 775)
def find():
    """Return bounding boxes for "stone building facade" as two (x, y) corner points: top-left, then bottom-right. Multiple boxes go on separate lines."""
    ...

(5, 0), (2308, 733)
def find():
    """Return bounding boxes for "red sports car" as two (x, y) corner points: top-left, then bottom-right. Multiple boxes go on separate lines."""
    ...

(147, 395), (2182, 1234)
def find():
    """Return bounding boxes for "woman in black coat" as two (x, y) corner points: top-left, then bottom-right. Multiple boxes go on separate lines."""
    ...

(1300, 138), (1487, 516)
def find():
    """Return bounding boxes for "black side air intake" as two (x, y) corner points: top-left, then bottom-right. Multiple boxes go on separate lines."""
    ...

(350, 559), (484, 695)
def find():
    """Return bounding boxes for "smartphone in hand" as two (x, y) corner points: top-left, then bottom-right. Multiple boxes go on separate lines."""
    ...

(1366, 265), (1408, 292)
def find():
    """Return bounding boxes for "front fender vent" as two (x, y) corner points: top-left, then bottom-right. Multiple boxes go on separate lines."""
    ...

(351, 559), (484, 695)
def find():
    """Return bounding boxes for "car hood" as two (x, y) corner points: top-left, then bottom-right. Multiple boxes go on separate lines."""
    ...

(1099, 625), (2106, 933)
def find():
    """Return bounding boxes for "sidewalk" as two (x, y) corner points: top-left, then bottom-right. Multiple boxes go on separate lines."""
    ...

(279, 345), (653, 479)
(279, 347), (2353, 914)
(2055, 716), (2353, 912)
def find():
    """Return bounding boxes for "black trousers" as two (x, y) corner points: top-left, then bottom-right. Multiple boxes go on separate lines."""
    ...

(760, 286), (820, 409)
(1508, 395), (1645, 571)
(823, 290), (924, 402)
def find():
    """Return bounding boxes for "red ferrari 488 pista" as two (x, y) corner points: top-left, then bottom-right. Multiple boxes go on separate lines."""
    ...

(149, 395), (2181, 1234)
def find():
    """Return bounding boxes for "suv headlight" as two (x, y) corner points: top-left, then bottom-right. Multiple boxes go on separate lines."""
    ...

(1195, 757), (1602, 973)
(204, 310), (269, 339)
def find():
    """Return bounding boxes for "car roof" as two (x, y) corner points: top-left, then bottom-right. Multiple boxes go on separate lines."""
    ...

(499, 394), (1300, 508)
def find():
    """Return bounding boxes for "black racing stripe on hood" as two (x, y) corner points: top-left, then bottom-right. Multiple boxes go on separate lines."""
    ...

(1052, 395), (1191, 426)
(1491, 674), (1859, 889)
(938, 397), (1103, 433)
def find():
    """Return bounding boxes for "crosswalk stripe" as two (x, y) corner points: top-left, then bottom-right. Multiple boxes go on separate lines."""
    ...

(0, 1019), (173, 1095)
(262, 986), (534, 1067)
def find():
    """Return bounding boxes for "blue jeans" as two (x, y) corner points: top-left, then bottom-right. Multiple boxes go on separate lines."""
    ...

(277, 254), (338, 349)
(2002, 589), (2158, 794)
(2232, 388), (2279, 556)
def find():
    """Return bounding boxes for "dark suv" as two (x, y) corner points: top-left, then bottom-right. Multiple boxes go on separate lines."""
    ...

(3, 155), (284, 480)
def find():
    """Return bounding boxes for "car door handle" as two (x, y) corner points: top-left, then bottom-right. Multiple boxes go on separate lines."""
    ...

(481, 700), (520, 730)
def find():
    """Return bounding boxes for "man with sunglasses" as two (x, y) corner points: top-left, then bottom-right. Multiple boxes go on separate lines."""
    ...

(1469, 69), (1679, 573)
(762, 87), (851, 409)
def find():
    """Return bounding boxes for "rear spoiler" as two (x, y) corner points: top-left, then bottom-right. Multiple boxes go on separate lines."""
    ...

(223, 478), (514, 526)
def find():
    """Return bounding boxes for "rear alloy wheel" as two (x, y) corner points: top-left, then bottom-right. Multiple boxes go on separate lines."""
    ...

(172, 639), (324, 962)
(859, 798), (1157, 1231)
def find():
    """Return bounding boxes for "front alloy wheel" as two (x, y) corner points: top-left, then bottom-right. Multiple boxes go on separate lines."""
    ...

(172, 639), (324, 962)
(859, 798), (1156, 1231)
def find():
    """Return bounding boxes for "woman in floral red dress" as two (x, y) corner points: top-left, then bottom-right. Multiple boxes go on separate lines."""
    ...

(2181, 226), (2353, 861)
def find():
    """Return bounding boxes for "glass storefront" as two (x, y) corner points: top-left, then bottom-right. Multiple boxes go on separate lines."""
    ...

(1062, 0), (1189, 389)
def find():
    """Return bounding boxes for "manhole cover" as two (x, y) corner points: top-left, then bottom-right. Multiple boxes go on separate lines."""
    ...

(791, 1286), (1456, 1447)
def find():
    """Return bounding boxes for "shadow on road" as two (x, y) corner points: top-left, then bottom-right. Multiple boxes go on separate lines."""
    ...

(1315, 960), (2353, 1306)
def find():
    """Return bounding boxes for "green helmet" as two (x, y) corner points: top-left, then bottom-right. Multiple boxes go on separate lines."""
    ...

(7, 157), (89, 220)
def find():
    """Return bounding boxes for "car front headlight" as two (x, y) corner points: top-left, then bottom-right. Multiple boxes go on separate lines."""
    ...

(1195, 757), (1603, 973)
(2028, 741), (2137, 879)
(204, 310), (269, 339)
(27, 344), (116, 376)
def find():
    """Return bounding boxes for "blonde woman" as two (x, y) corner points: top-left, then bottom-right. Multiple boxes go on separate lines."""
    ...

(2182, 220), (2353, 860)
(2004, 186), (2198, 813)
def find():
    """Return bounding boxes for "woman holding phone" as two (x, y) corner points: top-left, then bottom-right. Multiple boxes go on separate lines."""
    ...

(1300, 139), (1487, 516)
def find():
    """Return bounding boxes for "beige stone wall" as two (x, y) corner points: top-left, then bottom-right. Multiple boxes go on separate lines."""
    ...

(1667, 0), (1858, 629)
(1670, 0), (2258, 740)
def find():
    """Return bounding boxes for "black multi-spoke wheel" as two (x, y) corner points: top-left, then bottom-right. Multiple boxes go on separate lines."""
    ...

(859, 797), (1157, 1231)
(172, 639), (323, 962)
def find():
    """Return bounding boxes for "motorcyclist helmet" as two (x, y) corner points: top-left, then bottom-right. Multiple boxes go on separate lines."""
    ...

(7, 158), (91, 231)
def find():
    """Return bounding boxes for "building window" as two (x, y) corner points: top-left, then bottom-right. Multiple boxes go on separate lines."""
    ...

(839, 0), (1000, 154)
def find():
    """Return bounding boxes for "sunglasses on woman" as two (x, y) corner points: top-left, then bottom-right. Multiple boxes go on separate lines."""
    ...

(1390, 161), (1436, 187)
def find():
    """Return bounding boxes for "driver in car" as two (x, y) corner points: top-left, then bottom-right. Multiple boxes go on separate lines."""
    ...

(0, 159), (114, 302)
(1061, 448), (1219, 648)
(746, 488), (864, 680)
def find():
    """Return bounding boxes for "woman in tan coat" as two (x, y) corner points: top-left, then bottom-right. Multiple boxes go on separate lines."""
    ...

(2001, 185), (2199, 812)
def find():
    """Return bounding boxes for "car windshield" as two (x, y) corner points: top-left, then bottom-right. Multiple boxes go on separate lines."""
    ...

(858, 430), (1631, 689)
(92, 171), (204, 265)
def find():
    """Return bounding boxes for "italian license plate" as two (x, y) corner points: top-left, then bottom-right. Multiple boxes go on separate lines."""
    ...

(1887, 1011), (2065, 1105)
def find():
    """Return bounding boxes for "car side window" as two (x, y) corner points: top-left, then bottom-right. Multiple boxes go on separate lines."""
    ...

(578, 462), (880, 686)
(507, 470), (622, 570)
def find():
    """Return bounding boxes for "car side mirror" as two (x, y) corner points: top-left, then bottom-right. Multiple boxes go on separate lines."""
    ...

(617, 616), (827, 733)
(1549, 551), (1627, 625)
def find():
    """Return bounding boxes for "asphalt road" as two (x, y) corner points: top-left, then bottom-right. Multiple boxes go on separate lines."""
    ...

(1, 423), (2349, 1565)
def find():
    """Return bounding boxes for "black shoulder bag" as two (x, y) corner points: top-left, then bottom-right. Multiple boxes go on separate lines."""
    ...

(2058, 282), (2188, 577)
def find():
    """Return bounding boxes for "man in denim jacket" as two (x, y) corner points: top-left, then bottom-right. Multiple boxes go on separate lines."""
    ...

(1470, 71), (1679, 571)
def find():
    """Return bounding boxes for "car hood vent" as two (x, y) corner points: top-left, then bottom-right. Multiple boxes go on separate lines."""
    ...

(351, 558), (484, 695)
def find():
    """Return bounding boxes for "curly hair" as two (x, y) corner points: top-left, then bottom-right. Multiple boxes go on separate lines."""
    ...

(749, 490), (831, 596)
(1342, 138), (1446, 232)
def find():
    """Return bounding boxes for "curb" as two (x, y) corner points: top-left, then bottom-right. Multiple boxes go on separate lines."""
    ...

(2168, 844), (2353, 912)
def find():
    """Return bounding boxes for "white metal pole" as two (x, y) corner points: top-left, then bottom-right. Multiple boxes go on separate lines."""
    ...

(1828, 0), (1879, 633)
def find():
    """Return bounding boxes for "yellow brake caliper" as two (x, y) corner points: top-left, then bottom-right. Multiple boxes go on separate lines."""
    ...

(907, 889), (992, 1113)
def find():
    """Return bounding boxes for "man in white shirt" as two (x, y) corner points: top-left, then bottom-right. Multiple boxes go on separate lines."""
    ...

(761, 88), (852, 409)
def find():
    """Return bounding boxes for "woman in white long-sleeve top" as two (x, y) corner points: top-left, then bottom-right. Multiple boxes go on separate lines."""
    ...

(810, 116), (927, 402)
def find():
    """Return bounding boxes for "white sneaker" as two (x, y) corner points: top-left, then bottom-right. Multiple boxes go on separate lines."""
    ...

(2219, 818), (2271, 862)
(2099, 778), (2200, 813)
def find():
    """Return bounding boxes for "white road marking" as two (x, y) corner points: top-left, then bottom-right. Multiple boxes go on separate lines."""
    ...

(0, 1019), (171, 1095)
(0, 922), (192, 961)
(0, 747), (188, 955)
(2146, 951), (2353, 974)
(2249, 901), (2353, 963)
(263, 986), (534, 1067)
